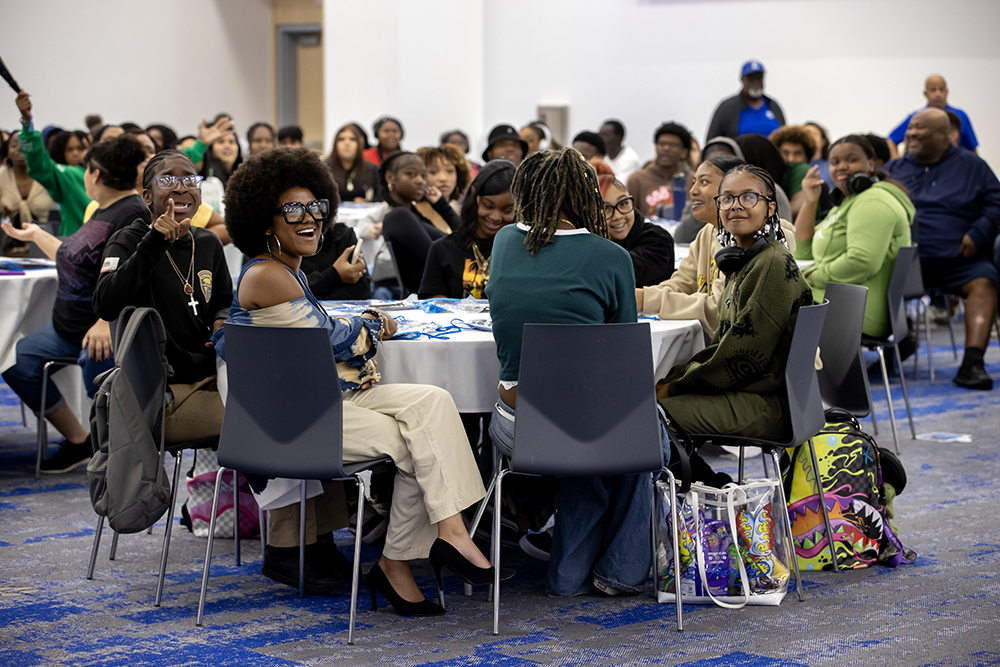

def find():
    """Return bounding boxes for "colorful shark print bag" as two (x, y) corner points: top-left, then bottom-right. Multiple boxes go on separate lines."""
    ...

(786, 409), (916, 571)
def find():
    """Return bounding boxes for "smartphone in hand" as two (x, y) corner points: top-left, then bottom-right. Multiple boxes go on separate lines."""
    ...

(350, 243), (363, 265)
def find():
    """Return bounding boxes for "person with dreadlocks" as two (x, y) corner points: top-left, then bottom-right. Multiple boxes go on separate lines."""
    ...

(379, 150), (459, 295)
(486, 147), (664, 597)
(658, 164), (813, 443)
(93, 149), (232, 444)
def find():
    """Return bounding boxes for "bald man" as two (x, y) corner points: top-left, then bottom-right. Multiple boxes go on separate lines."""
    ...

(885, 109), (1000, 390)
(888, 75), (979, 157)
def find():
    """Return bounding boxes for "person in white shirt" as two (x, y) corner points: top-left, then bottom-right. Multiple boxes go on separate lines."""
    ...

(599, 120), (641, 182)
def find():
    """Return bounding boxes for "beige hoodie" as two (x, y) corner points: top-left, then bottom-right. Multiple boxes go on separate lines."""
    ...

(641, 218), (796, 338)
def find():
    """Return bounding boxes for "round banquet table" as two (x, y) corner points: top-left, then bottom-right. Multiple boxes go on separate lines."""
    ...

(0, 267), (90, 425)
(324, 304), (705, 413)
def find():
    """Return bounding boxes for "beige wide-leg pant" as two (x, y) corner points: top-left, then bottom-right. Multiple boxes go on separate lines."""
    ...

(270, 383), (485, 561)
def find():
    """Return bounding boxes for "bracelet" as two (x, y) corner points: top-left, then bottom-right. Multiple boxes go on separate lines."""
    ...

(362, 308), (391, 339)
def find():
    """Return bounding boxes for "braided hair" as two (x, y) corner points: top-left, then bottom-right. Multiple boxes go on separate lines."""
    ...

(511, 148), (608, 254)
(715, 164), (787, 249)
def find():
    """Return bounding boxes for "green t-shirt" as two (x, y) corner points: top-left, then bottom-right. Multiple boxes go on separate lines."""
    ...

(486, 223), (637, 382)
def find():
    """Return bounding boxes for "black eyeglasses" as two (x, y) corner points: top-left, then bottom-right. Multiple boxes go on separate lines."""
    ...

(273, 199), (330, 224)
(154, 175), (204, 190)
(603, 196), (634, 218)
(714, 192), (772, 211)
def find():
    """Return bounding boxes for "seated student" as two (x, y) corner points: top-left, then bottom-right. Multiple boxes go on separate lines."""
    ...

(487, 147), (664, 597)
(0, 132), (57, 233)
(199, 114), (242, 189)
(214, 146), (498, 614)
(379, 151), (459, 295)
(419, 160), (516, 483)
(146, 124), (178, 152)
(593, 159), (675, 287)
(626, 122), (693, 219)
(793, 135), (913, 338)
(659, 165), (813, 442)
(325, 123), (382, 204)
(803, 121), (833, 188)
(599, 119), (642, 183)
(278, 125), (304, 148)
(419, 159), (515, 300)
(482, 125), (528, 166)
(571, 131), (606, 161)
(416, 144), (471, 216)
(363, 116), (404, 167)
(1, 135), (149, 473)
(247, 122), (276, 156)
(93, 150), (232, 444)
(638, 156), (797, 338)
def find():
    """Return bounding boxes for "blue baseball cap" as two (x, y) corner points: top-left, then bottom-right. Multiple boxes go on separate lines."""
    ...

(741, 60), (765, 77)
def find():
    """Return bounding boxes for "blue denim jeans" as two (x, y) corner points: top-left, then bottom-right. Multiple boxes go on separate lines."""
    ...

(1, 322), (112, 415)
(488, 396), (670, 595)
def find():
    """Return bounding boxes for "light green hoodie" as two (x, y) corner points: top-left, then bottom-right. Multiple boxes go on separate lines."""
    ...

(794, 181), (914, 338)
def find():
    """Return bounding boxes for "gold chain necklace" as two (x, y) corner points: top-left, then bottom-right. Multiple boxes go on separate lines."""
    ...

(164, 232), (200, 315)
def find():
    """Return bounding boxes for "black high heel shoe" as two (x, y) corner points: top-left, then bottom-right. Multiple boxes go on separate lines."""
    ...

(365, 562), (445, 617)
(429, 539), (515, 607)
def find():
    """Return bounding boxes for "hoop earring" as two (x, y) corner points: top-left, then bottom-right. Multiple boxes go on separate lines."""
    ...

(267, 234), (282, 256)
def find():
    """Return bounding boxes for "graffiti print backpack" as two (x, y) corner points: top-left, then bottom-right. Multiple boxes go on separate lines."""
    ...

(785, 408), (916, 571)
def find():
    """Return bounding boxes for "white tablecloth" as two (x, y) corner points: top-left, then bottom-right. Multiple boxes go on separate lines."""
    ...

(325, 305), (705, 412)
(0, 268), (89, 424)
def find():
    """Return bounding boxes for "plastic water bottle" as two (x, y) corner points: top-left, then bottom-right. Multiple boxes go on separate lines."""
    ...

(201, 168), (226, 215)
(672, 173), (687, 221)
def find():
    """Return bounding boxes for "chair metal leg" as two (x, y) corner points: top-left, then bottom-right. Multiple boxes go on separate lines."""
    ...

(234, 471), (241, 567)
(154, 454), (183, 606)
(876, 347), (901, 455)
(348, 477), (366, 645)
(109, 531), (119, 560)
(771, 450), (805, 601)
(87, 515), (105, 580)
(893, 346), (916, 440)
(661, 467), (683, 631)
(196, 468), (228, 626)
(259, 506), (266, 557)
(20, 400), (28, 428)
(465, 460), (499, 597)
(36, 365), (50, 481)
(923, 301), (935, 383)
(945, 307), (958, 360)
(492, 469), (509, 635)
(806, 439), (840, 573)
(298, 480), (306, 598)
(737, 447), (746, 484)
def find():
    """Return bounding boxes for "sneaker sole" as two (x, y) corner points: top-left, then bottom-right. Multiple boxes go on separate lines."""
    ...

(40, 456), (92, 475)
(519, 534), (550, 562)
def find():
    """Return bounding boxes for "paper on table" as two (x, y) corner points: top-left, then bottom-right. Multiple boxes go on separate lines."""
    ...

(915, 432), (972, 443)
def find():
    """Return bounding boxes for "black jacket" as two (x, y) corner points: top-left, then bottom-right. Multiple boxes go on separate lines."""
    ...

(93, 221), (233, 384)
(615, 210), (675, 287)
(300, 223), (371, 300)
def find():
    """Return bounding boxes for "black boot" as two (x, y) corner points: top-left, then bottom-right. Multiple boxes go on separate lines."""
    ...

(954, 347), (993, 390)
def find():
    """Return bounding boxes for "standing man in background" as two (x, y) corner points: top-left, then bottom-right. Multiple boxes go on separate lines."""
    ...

(888, 75), (979, 157)
(706, 60), (785, 141)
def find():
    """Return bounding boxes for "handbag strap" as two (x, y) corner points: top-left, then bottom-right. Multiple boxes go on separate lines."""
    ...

(692, 486), (751, 610)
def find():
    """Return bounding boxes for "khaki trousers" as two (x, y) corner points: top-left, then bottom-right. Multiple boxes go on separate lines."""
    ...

(270, 383), (485, 561)
(165, 377), (225, 444)
(268, 482), (349, 548)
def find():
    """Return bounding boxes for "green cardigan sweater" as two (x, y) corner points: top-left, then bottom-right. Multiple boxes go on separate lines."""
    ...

(665, 241), (813, 403)
(794, 182), (913, 338)
(19, 124), (209, 236)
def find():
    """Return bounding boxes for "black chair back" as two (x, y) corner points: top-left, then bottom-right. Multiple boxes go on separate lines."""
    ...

(885, 246), (917, 344)
(219, 323), (347, 480)
(784, 302), (829, 447)
(818, 283), (872, 418)
(512, 322), (662, 477)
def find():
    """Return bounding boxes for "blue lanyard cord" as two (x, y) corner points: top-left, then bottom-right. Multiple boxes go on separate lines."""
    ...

(388, 318), (492, 340)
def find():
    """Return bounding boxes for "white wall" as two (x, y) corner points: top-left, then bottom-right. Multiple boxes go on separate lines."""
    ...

(3, 0), (274, 141)
(325, 0), (1000, 169)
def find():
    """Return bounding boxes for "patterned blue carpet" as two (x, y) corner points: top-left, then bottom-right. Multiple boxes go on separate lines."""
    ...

(1, 330), (999, 666)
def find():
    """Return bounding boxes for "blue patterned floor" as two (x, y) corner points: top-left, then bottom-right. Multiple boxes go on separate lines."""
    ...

(1, 332), (999, 666)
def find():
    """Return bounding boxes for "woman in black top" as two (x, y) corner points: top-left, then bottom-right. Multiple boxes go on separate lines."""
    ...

(1, 135), (149, 473)
(418, 160), (515, 299)
(299, 222), (371, 300)
(379, 151), (459, 295)
(200, 113), (243, 188)
(594, 160), (675, 287)
(325, 123), (380, 203)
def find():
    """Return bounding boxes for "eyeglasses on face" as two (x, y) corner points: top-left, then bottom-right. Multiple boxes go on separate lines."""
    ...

(603, 196), (634, 218)
(714, 192), (772, 211)
(154, 175), (204, 190)
(274, 199), (330, 224)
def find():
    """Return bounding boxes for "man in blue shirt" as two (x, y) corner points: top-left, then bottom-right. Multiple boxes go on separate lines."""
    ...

(706, 60), (786, 141)
(888, 75), (979, 156)
(885, 109), (1000, 390)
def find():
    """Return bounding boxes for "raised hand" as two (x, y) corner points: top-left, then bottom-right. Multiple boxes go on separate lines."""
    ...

(152, 198), (192, 242)
(16, 89), (31, 123)
(800, 165), (824, 205)
(198, 115), (234, 146)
